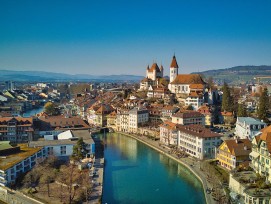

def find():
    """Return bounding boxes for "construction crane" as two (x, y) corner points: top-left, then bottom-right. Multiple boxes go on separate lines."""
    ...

(254, 76), (271, 84)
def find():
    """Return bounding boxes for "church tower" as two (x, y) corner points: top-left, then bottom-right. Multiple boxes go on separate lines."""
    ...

(170, 55), (179, 83)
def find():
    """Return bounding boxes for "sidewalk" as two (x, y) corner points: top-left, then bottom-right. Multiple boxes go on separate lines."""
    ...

(119, 132), (225, 204)
(89, 137), (104, 204)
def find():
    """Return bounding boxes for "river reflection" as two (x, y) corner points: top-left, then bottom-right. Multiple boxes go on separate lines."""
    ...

(102, 133), (205, 204)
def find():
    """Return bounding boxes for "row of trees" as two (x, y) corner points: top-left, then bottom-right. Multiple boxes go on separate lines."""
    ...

(221, 82), (270, 122)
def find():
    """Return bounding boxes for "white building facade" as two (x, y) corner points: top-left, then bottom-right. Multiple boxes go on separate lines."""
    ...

(235, 117), (266, 140)
(177, 125), (222, 160)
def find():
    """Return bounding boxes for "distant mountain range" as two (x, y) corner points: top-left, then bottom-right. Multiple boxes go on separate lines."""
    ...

(195, 65), (271, 84)
(0, 70), (143, 82)
(1, 65), (271, 84)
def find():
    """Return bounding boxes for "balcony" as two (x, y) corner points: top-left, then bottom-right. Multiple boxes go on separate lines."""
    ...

(0, 173), (6, 179)
(0, 180), (7, 186)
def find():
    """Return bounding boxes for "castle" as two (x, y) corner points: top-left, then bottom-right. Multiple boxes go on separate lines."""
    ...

(139, 55), (207, 109)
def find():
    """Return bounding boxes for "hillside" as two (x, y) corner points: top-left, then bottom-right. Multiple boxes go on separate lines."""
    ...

(195, 65), (271, 84)
(0, 70), (143, 82)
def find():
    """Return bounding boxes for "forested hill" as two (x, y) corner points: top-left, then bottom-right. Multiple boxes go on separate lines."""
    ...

(195, 65), (271, 84)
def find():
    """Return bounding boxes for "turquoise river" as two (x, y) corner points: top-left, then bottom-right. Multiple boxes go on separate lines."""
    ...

(101, 133), (206, 204)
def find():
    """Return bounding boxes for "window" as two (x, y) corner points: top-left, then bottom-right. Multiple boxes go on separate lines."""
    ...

(48, 147), (54, 155)
(60, 146), (66, 155)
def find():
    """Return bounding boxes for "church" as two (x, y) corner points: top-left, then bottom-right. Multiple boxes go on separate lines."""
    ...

(139, 55), (207, 109)
(168, 55), (206, 95)
(140, 55), (206, 94)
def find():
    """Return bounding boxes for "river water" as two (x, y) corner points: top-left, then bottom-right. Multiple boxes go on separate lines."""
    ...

(101, 133), (205, 204)
(23, 106), (44, 117)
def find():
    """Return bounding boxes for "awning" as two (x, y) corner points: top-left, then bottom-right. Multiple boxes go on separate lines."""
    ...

(249, 151), (260, 158)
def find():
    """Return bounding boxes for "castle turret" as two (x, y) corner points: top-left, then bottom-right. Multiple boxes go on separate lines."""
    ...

(170, 55), (179, 83)
(146, 65), (149, 78)
(160, 65), (164, 77)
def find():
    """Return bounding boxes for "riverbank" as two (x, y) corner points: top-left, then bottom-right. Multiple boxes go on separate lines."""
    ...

(118, 132), (219, 204)
(89, 136), (104, 204)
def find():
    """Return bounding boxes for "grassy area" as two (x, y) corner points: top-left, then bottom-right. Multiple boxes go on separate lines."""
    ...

(0, 144), (42, 171)
(203, 160), (229, 183)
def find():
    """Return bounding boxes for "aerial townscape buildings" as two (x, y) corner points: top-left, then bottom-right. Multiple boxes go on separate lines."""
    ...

(0, 54), (271, 204)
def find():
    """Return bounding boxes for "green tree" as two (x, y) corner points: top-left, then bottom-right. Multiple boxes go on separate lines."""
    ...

(258, 87), (269, 122)
(237, 103), (247, 117)
(186, 104), (194, 110)
(71, 138), (86, 161)
(44, 102), (56, 116)
(221, 82), (233, 112)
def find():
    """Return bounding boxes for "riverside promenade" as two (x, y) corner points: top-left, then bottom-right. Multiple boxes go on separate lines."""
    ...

(118, 132), (222, 204)
(89, 136), (104, 204)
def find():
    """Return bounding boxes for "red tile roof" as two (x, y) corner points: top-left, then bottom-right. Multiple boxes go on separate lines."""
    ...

(223, 139), (252, 156)
(160, 121), (177, 130)
(170, 74), (205, 85)
(259, 126), (271, 153)
(189, 84), (204, 89)
(177, 124), (221, 138)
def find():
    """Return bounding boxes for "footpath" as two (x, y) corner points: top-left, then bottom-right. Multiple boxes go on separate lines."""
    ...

(119, 132), (224, 204)
(89, 136), (104, 204)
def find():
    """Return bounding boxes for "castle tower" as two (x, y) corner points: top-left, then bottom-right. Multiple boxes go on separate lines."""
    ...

(146, 65), (149, 78)
(160, 65), (164, 78)
(170, 55), (179, 83)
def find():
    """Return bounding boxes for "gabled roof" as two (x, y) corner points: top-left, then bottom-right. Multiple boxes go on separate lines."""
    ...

(170, 74), (205, 85)
(223, 139), (252, 156)
(170, 55), (179, 68)
(95, 104), (114, 114)
(37, 116), (90, 130)
(0, 117), (33, 126)
(237, 117), (266, 125)
(160, 120), (177, 130)
(259, 126), (271, 153)
(148, 63), (161, 73)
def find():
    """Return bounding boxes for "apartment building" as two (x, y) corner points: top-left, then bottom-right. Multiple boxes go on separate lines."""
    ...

(128, 107), (149, 133)
(0, 142), (44, 187)
(250, 126), (271, 182)
(29, 129), (95, 159)
(0, 117), (34, 143)
(177, 125), (222, 160)
(216, 139), (251, 170)
(172, 111), (205, 126)
(235, 117), (266, 140)
(159, 121), (178, 146)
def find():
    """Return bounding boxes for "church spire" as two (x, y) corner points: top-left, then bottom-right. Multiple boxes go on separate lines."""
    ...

(170, 55), (179, 68)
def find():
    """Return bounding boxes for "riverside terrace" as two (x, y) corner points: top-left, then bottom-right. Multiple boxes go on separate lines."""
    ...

(229, 171), (271, 203)
(0, 143), (43, 186)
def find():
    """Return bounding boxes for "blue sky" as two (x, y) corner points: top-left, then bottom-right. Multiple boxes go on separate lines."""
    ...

(0, 0), (271, 76)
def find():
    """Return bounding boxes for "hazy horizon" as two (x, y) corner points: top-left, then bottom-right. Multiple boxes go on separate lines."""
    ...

(1, 0), (271, 76)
